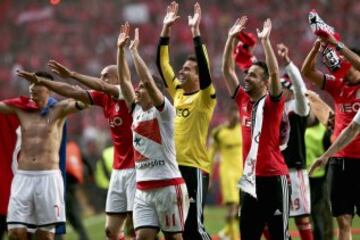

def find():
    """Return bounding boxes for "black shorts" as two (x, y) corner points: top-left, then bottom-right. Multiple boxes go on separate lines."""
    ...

(327, 157), (360, 217)
(240, 175), (291, 240)
(179, 165), (211, 240)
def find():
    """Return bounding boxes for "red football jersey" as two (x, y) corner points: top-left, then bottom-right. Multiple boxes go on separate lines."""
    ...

(234, 87), (288, 176)
(0, 114), (19, 214)
(324, 75), (360, 158)
(88, 91), (134, 169)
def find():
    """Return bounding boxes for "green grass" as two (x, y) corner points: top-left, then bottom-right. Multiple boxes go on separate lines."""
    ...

(63, 206), (360, 240)
(4, 206), (360, 239)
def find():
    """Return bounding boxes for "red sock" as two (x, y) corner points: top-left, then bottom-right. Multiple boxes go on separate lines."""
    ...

(297, 222), (314, 240)
(262, 227), (271, 240)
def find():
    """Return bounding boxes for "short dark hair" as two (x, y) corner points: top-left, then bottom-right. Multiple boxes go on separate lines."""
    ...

(252, 61), (269, 80)
(186, 55), (199, 74)
(35, 71), (54, 81)
(350, 48), (360, 57)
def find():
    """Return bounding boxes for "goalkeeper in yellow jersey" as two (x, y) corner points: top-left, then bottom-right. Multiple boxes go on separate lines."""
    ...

(209, 105), (243, 240)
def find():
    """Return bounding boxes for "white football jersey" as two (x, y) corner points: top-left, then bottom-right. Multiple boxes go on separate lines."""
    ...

(132, 98), (182, 183)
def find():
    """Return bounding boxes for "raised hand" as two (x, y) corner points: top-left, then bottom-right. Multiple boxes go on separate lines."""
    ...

(188, 2), (201, 29)
(163, 1), (180, 27)
(117, 22), (130, 48)
(257, 18), (272, 40)
(129, 28), (140, 52)
(277, 43), (290, 64)
(16, 70), (39, 84)
(228, 16), (248, 38)
(320, 33), (337, 46)
(309, 156), (329, 176)
(48, 60), (73, 78)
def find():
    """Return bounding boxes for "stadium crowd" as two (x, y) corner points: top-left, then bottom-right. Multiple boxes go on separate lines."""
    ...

(1, 0), (360, 240)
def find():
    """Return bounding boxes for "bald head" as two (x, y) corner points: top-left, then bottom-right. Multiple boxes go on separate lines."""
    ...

(100, 65), (118, 84)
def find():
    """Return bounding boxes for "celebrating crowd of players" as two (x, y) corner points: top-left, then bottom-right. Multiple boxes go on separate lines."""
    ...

(1, 1), (360, 240)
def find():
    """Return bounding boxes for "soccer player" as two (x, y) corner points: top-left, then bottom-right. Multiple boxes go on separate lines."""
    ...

(209, 105), (242, 240)
(302, 36), (360, 240)
(277, 43), (313, 240)
(157, 2), (216, 239)
(222, 17), (290, 239)
(0, 71), (86, 240)
(310, 110), (360, 174)
(0, 114), (19, 240)
(116, 23), (189, 240)
(305, 91), (334, 240)
(45, 60), (135, 239)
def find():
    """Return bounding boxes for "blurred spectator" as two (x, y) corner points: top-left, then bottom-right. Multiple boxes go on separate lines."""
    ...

(1, 0), (358, 134)
(56, 140), (91, 240)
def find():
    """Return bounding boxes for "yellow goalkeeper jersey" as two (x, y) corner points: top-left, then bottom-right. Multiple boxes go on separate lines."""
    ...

(211, 124), (243, 172)
(157, 36), (216, 173)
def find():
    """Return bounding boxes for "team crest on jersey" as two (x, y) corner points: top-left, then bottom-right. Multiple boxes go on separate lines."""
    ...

(115, 103), (120, 112)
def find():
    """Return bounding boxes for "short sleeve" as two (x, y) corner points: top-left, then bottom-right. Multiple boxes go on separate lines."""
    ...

(158, 97), (175, 122)
(232, 85), (244, 108)
(87, 90), (106, 107)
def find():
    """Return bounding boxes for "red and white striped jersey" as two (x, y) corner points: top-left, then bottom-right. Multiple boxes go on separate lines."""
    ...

(131, 98), (183, 190)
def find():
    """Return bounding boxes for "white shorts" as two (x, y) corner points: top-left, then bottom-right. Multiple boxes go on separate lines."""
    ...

(289, 169), (311, 217)
(105, 168), (136, 214)
(133, 183), (189, 233)
(7, 170), (66, 228)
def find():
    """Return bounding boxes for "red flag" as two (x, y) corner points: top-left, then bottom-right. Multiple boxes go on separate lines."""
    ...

(0, 114), (20, 215)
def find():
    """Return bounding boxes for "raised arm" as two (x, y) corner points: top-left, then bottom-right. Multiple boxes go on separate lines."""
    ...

(130, 28), (164, 107)
(222, 17), (248, 96)
(309, 116), (360, 175)
(257, 19), (281, 97)
(117, 23), (135, 109)
(301, 40), (325, 88)
(48, 60), (120, 98)
(320, 35), (360, 71)
(189, 2), (212, 90)
(157, 1), (180, 97)
(16, 70), (92, 105)
(277, 43), (309, 116)
(306, 90), (334, 126)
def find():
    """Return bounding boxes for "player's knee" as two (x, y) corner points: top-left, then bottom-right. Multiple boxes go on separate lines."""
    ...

(164, 233), (183, 240)
(337, 216), (352, 231)
(8, 229), (26, 240)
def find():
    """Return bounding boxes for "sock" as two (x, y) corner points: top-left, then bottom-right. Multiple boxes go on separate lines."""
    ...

(263, 227), (271, 240)
(218, 224), (229, 237)
(296, 222), (314, 240)
(228, 218), (239, 240)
